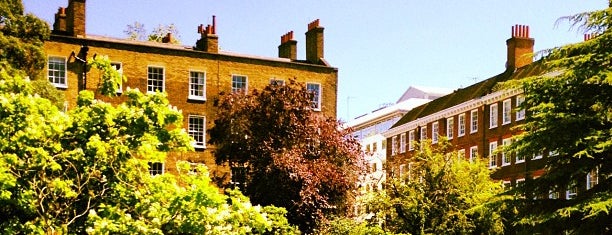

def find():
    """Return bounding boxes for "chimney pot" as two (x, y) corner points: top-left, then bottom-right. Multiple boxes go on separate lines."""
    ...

(306, 19), (324, 64)
(212, 15), (216, 34)
(162, 33), (172, 43)
(195, 15), (219, 53)
(279, 30), (297, 60)
(506, 24), (534, 70)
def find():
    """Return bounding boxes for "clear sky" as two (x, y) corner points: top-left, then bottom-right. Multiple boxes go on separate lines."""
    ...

(23, 0), (606, 122)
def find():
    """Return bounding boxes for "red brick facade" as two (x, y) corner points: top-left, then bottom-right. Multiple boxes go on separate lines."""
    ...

(385, 25), (546, 189)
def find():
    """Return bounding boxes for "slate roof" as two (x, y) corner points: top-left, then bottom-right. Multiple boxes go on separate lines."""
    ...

(391, 63), (544, 128)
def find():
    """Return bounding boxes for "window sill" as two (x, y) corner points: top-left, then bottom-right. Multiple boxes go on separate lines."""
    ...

(515, 160), (525, 164)
(193, 144), (206, 149)
(188, 96), (207, 101)
(52, 84), (68, 89)
(502, 163), (511, 167)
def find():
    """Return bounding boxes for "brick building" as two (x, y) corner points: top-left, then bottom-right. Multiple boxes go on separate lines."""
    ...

(385, 25), (551, 192)
(44, 0), (338, 184)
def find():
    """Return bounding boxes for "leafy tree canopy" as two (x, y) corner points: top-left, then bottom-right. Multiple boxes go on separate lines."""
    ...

(0, 62), (297, 234)
(366, 140), (504, 235)
(0, 0), (50, 79)
(209, 80), (364, 233)
(502, 2), (612, 233)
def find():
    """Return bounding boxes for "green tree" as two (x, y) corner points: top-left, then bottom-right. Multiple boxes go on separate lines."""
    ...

(0, 64), (297, 233)
(367, 140), (504, 235)
(503, 2), (612, 233)
(0, 0), (64, 108)
(208, 80), (364, 233)
(0, 0), (49, 79)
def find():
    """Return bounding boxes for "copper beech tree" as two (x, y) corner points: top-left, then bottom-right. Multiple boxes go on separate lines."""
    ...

(209, 80), (364, 233)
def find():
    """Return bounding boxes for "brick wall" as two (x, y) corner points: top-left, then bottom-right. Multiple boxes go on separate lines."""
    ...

(44, 36), (338, 183)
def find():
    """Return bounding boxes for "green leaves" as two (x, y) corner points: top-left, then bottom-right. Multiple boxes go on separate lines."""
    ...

(365, 140), (504, 235)
(87, 55), (126, 97)
(502, 3), (612, 233)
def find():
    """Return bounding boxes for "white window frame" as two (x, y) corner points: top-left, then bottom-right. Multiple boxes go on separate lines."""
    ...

(566, 182), (577, 200)
(490, 103), (498, 129)
(111, 62), (123, 93)
(532, 153), (543, 160)
(516, 95), (525, 121)
(470, 146), (478, 162)
(420, 126), (427, 141)
(432, 122), (439, 144)
(502, 99), (512, 125)
(231, 74), (248, 94)
(549, 189), (559, 199)
(446, 117), (454, 139)
(148, 162), (165, 176)
(458, 113), (466, 137)
(516, 154), (525, 164)
(230, 165), (247, 188)
(457, 149), (466, 160)
(399, 133), (406, 153)
(270, 78), (285, 85)
(408, 130), (415, 151)
(147, 66), (165, 93)
(502, 138), (512, 166)
(306, 82), (322, 111)
(586, 168), (599, 190)
(188, 162), (205, 175)
(188, 71), (206, 101)
(489, 141), (498, 169)
(516, 178), (525, 188)
(188, 115), (206, 149)
(470, 109), (478, 133)
(549, 150), (559, 157)
(48, 56), (68, 88)
(391, 136), (397, 156)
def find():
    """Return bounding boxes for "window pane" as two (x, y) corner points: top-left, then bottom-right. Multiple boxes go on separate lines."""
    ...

(190, 71), (206, 98)
(48, 56), (67, 87)
(148, 67), (164, 92)
(189, 115), (206, 148)
(306, 83), (321, 110)
(232, 75), (247, 93)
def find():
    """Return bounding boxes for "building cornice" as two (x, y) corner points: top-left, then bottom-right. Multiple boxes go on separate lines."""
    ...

(48, 34), (338, 72)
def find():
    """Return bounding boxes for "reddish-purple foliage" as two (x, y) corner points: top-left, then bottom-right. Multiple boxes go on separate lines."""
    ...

(209, 79), (365, 233)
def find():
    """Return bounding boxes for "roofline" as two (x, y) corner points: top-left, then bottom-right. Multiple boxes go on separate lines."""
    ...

(383, 88), (521, 138)
(48, 34), (338, 72)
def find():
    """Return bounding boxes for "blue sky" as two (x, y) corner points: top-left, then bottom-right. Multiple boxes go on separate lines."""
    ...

(24, 0), (605, 122)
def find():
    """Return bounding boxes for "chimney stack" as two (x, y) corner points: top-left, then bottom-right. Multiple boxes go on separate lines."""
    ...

(53, 0), (86, 37)
(162, 33), (173, 43)
(53, 7), (67, 33)
(278, 31), (297, 60)
(305, 19), (324, 64)
(506, 24), (534, 70)
(195, 15), (219, 53)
